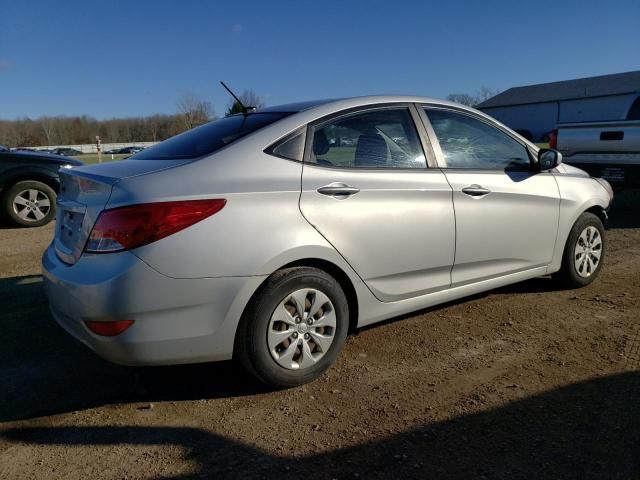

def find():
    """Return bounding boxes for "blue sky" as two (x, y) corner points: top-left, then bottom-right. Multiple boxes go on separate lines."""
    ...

(1, 0), (638, 119)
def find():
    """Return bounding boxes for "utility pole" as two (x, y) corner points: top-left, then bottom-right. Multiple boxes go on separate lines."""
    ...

(96, 135), (102, 164)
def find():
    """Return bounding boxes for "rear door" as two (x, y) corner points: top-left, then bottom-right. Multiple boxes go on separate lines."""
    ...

(421, 106), (560, 286)
(299, 105), (455, 302)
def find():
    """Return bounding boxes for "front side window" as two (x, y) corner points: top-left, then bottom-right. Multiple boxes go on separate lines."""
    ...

(132, 112), (290, 160)
(425, 108), (531, 170)
(309, 108), (426, 169)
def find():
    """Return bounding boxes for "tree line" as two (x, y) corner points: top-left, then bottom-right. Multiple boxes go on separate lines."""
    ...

(0, 90), (264, 148)
(445, 86), (501, 107)
(0, 114), (190, 148)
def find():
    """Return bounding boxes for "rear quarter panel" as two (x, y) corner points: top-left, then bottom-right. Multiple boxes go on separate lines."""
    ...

(109, 144), (360, 282)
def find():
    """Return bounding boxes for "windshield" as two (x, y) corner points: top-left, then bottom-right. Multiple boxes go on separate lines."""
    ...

(131, 112), (291, 160)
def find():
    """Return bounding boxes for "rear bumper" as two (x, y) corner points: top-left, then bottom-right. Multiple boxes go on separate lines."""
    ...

(42, 244), (263, 366)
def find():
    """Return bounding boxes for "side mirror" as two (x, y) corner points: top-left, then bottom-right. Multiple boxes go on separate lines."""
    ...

(538, 148), (562, 170)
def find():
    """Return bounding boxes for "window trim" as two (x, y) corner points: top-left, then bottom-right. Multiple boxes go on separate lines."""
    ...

(264, 127), (306, 162)
(418, 104), (536, 171)
(302, 103), (437, 171)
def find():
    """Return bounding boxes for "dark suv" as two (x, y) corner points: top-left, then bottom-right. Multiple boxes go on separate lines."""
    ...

(0, 150), (83, 227)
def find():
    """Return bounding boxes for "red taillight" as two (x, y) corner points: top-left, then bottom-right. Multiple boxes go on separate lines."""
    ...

(84, 319), (134, 336)
(84, 199), (226, 253)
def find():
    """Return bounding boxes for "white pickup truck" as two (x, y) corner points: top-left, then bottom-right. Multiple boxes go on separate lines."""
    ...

(556, 119), (640, 190)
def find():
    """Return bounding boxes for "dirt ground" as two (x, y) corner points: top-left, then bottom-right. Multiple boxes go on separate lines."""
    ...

(1, 194), (639, 480)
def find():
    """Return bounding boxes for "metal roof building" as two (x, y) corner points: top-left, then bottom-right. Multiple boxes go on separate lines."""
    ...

(477, 71), (640, 142)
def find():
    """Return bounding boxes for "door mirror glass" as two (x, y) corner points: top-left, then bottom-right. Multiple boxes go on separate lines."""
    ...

(538, 148), (562, 170)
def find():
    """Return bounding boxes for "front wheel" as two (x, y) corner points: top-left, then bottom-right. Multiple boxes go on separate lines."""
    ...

(557, 212), (605, 288)
(235, 267), (349, 388)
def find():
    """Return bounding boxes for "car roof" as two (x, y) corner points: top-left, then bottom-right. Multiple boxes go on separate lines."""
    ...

(258, 95), (466, 114)
(259, 99), (340, 113)
(238, 95), (539, 152)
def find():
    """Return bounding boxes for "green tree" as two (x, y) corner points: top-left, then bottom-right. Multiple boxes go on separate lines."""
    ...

(225, 89), (264, 116)
(446, 86), (501, 107)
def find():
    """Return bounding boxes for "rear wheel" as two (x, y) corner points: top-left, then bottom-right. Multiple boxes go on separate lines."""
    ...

(3, 180), (56, 227)
(557, 212), (605, 287)
(235, 267), (349, 388)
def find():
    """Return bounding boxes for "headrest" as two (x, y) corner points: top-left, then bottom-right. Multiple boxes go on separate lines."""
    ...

(355, 134), (388, 167)
(313, 130), (330, 156)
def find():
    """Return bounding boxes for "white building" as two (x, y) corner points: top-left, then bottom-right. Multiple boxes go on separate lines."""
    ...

(477, 71), (640, 142)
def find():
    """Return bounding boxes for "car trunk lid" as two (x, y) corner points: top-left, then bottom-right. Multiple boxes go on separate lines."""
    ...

(54, 159), (190, 264)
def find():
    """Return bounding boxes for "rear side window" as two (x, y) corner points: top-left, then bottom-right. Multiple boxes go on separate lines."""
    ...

(131, 113), (290, 160)
(425, 108), (530, 170)
(308, 107), (426, 169)
(265, 129), (306, 161)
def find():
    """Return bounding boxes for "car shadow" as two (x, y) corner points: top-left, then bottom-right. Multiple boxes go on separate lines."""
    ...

(357, 274), (572, 336)
(494, 275), (568, 295)
(0, 266), (608, 422)
(0, 275), (269, 422)
(608, 189), (640, 229)
(2, 371), (639, 479)
(0, 219), (23, 230)
(608, 208), (640, 229)
(0, 217), (52, 230)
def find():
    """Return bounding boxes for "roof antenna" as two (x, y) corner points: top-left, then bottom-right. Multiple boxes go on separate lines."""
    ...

(220, 81), (256, 115)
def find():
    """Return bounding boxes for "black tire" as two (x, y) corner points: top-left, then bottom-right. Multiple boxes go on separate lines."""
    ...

(2, 180), (57, 227)
(235, 267), (349, 388)
(556, 212), (605, 288)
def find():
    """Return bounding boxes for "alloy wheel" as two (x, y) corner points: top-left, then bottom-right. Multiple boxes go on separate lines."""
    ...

(12, 189), (51, 223)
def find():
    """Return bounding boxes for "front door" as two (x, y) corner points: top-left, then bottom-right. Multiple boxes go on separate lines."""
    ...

(299, 106), (455, 302)
(422, 107), (560, 286)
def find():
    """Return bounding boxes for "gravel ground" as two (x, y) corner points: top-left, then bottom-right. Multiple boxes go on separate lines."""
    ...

(1, 194), (639, 480)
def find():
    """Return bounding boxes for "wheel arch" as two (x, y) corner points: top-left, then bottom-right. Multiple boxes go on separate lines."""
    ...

(234, 256), (361, 352)
(0, 170), (60, 195)
(584, 205), (608, 229)
(555, 206), (606, 286)
(548, 197), (609, 274)
(278, 258), (360, 333)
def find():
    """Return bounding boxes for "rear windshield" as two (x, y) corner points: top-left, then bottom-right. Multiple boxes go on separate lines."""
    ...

(131, 112), (290, 160)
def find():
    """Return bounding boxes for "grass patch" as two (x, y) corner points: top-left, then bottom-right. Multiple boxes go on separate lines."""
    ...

(318, 146), (356, 167)
(75, 154), (129, 164)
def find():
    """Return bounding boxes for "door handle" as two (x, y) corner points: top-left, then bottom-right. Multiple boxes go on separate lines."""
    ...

(317, 182), (360, 197)
(461, 184), (491, 197)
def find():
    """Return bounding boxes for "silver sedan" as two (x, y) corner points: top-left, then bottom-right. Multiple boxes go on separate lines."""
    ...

(42, 96), (613, 387)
